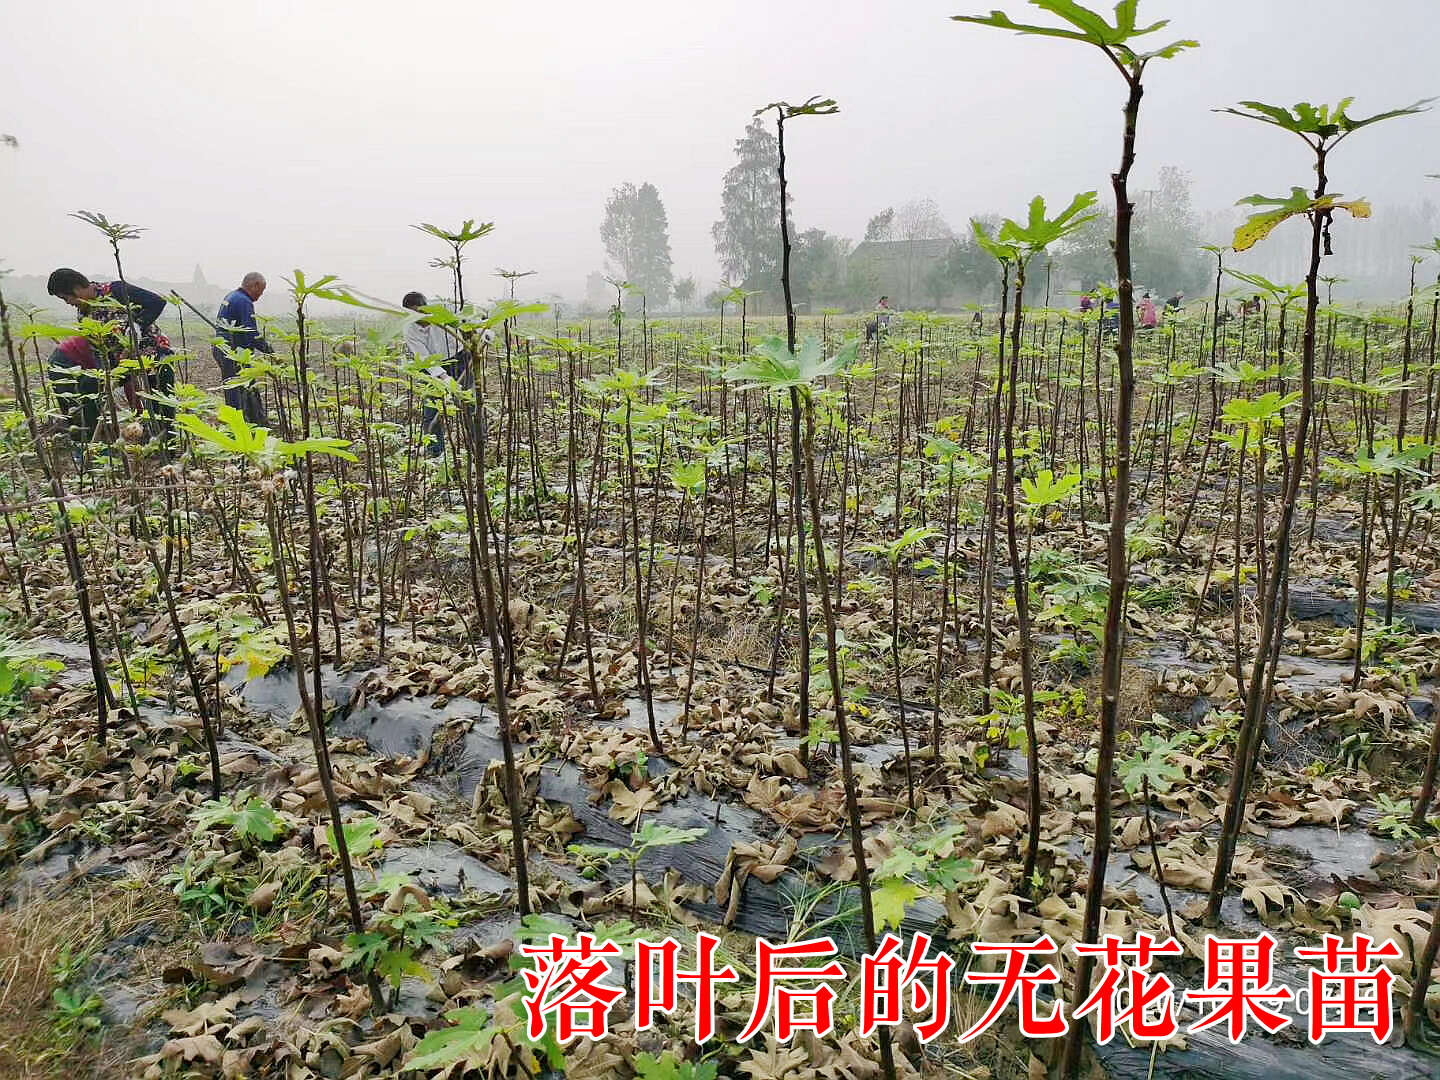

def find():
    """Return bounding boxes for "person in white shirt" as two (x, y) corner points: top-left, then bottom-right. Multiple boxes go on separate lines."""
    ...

(401, 291), (474, 456)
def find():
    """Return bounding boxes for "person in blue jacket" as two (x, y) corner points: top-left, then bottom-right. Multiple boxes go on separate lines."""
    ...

(213, 272), (272, 425)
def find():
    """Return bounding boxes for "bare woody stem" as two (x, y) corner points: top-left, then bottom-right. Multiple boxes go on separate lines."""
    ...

(1065, 66), (1144, 1080)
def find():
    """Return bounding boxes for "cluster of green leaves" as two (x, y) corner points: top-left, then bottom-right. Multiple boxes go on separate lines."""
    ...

(871, 824), (978, 929)
(401, 994), (564, 1076)
(1118, 730), (1196, 795)
(48, 941), (102, 1043)
(1217, 99), (1431, 250)
(974, 191), (1100, 269)
(1218, 97), (1435, 149)
(191, 790), (290, 847)
(178, 404), (357, 471)
(861, 525), (937, 570)
(1373, 794), (1423, 843)
(568, 820), (706, 877)
(1231, 189), (1372, 253)
(1022, 467), (1081, 513)
(182, 600), (287, 677)
(723, 336), (858, 392)
(51, 985), (102, 1042)
(165, 851), (253, 922)
(400, 913), (595, 1074)
(0, 633), (62, 711)
(1325, 440), (1433, 484)
(1032, 550), (1107, 659)
(1124, 511), (1169, 561)
(342, 894), (456, 991)
(328, 816), (383, 862)
(953, 1), (1197, 69)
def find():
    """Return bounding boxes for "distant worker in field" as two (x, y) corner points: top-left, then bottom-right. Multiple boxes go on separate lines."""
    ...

(1079, 292), (1094, 313)
(1101, 297), (1119, 335)
(402, 291), (473, 457)
(1165, 290), (1184, 313)
(46, 267), (177, 437)
(865, 295), (894, 344)
(214, 273), (272, 426)
(1139, 292), (1158, 330)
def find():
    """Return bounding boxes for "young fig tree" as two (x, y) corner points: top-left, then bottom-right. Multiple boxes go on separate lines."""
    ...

(179, 404), (368, 936)
(725, 335), (898, 1080)
(1205, 96), (1432, 932)
(950, 6), (1196, 1074)
(981, 192), (1097, 894)
(753, 95), (838, 763)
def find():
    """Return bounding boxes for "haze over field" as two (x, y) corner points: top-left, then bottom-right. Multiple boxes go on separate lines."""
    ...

(2, 0), (1437, 305)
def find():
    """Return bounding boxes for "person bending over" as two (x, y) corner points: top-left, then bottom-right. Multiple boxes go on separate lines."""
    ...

(46, 267), (176, 437)
(45, 335), (151, 464)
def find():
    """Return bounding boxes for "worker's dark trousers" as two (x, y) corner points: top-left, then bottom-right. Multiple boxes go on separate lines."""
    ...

(213, 346), (268, 426)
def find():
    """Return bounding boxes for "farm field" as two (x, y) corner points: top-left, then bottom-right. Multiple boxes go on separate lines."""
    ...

(3, 4), (1440, 1080)
(3, 282), (1440, 1078)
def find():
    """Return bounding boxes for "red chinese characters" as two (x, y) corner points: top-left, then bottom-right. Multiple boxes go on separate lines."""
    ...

(516, 928), (1403, 1048)
(1294, 932), (1402, 1044)
(519, 933), (626, 1041)
(739, 936), (847, 1042)
(860, 932), (956, 1042)
(634, 932), (740, 1043)
(1185, 933), (1294, 1042)
(1071, 933), (1183, 1042)
(961, 935), (1067, 1040)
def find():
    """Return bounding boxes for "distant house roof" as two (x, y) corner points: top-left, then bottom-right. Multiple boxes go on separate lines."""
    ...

(849, 238), (956, 261)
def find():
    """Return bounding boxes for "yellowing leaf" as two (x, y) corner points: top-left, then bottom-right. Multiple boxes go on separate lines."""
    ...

(871, 877), (924, 930)
(1233, 208), (1298, 252)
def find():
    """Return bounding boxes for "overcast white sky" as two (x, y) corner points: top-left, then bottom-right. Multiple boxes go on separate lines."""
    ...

(2, 0), (1437, 305)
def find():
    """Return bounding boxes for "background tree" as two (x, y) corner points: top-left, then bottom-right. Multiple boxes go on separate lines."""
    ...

(1059, 165), (1209, 295)
(896, 197), (955, 305)
(864, 206), (896, 242)
(790, 228), (852, 310)
(672, 274), (697, 310)
(600, 181), (675, 308)
(925, 213), (1003, 304)
(895, 197), (954, 242)
(583, 270), (610, 313)
(712, 118), (788, 303)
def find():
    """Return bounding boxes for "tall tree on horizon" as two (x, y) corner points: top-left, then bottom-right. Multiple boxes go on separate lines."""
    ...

(1060, 164), (1210, 295)
(864, 206), (896, 242)
(712, 118), (789, 300)
(600, 181), (675, 307)
(791, 228), (852, 310)
(896, 197), (955, 305)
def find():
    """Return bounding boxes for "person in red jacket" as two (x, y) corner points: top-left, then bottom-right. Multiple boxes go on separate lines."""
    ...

(46, 336), (130, 444)
(1139, 292), (1159, 330)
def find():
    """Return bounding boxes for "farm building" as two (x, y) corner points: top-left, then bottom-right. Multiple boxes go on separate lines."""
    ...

(846, 236), (961, 310)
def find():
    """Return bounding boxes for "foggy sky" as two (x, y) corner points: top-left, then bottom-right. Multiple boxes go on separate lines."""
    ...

(2, 0), (1437, 307)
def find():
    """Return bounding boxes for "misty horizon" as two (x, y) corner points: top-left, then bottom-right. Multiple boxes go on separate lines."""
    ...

(3, 0), (1438, 309)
